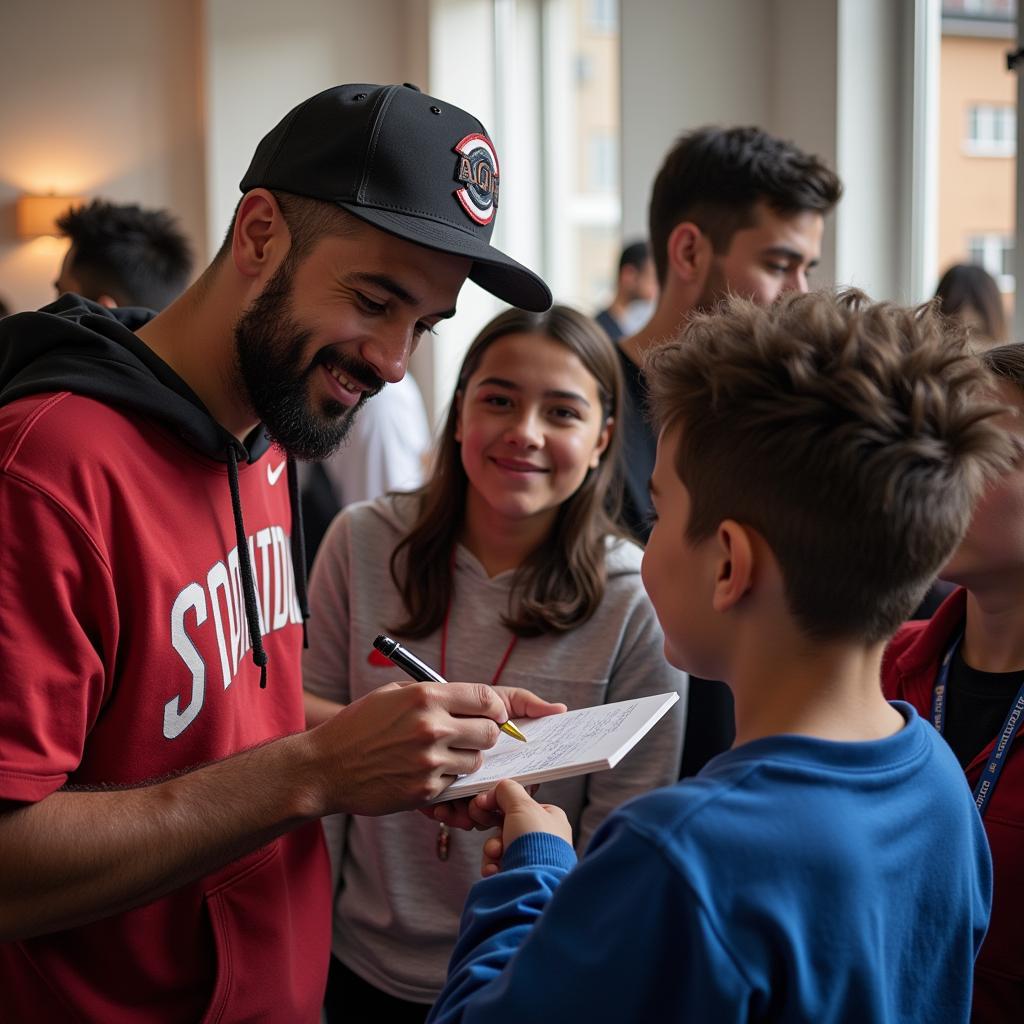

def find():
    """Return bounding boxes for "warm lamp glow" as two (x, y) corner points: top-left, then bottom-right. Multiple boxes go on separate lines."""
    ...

(16, 194), (85, 239)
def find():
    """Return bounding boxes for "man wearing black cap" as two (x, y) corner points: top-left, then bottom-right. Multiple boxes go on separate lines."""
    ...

(0, 84), (556, 1023)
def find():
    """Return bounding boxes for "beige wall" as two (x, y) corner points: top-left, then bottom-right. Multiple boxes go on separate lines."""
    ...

(0, 0), (424, 317)
(622, 0), (849, 290)
(937, 33), (1016, 278)
(0, 0), (205, 314)
(621, 0), (774, 242)
(202, 0), (421, 258)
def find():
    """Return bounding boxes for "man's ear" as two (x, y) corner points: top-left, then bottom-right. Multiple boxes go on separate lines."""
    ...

(711, 519), (754, 614)
(665, 221), (710, 286)
(232, 189), (291, 280)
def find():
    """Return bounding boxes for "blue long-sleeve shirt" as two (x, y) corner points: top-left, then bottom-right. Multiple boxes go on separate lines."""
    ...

(429, 704), (991, 1024)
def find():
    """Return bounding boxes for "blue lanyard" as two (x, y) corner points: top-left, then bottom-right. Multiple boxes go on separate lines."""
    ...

(931, 631), (1024, 817)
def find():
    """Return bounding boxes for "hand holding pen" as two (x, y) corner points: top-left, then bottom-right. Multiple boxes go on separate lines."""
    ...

(374, 634), (529, 742)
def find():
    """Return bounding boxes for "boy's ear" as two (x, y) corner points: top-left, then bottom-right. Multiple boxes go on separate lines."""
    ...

(711, 519), (754, 614)
(232, 188), (291, 280)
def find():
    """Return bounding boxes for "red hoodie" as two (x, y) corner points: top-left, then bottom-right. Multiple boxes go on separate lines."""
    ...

(883, 589), (1024, 1023)
(0, 299), (330, 1022)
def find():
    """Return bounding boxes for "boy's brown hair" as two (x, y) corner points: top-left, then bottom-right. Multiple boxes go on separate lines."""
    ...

(645, 289), (1011, 644)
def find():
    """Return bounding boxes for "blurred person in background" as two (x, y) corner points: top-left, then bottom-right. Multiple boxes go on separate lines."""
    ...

(618, 126), (843, 779)
(594, 240), (658, 343)
(299, 372), (432, 570)
(55, 199), (193, 311)
(935, 263), (1009, 352)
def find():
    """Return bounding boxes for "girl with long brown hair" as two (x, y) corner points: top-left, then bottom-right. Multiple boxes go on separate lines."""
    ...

(303, 304), (687, 1022)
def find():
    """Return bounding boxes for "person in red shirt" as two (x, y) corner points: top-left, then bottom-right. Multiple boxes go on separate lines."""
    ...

(883, 342), (1024, 1023)
(0, 83), (558, 1023)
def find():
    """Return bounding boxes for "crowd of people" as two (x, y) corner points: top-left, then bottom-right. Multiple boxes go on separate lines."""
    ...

(0, 80), (1020, 1024)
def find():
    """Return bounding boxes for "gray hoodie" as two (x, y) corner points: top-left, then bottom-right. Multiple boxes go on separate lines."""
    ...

(303, 493), (688, 1003)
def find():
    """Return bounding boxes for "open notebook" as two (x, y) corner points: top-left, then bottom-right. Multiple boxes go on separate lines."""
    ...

(431, 691), (680, 803)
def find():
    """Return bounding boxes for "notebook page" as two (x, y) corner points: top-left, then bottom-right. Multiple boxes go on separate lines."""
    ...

(432, 691), (679, 801)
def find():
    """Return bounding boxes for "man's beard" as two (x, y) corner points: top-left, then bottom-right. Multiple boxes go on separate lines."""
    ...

(233, 257), (383, 461)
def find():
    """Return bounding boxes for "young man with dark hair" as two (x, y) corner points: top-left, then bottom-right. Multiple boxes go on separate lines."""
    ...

(594, 239), (657, 343)
(427, 290), (1006, 1024)
(0, 83), (558, 1022)
(619, 125), (843, 776)
(619, 125), (842, 539)
(55, 199), (194, 311)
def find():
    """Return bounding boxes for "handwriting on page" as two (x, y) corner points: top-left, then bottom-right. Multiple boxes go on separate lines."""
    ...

(431, 691), (679, 802)
(463, 702), (639, 783)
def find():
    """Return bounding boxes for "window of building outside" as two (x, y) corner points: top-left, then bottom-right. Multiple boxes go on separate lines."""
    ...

(540, 0), (622, 312)
(587, 0), (617, 34)
(423, 0), (622, 422)
(968, 232), (1016, 289)
(938, 0), (1017, 319)
(481, 0), (622, 311)
(966, 102), (1016, 155)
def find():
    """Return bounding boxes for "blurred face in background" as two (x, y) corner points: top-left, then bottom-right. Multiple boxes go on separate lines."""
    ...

(697, 202), (824, 310)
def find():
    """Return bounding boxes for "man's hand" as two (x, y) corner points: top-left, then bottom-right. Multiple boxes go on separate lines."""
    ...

(473, 780), (572, 877)
(417, 688), (566, 830)
(492, 686), (567, 724)
(0, 680), (542, 941)
(304, 682), (509, 817)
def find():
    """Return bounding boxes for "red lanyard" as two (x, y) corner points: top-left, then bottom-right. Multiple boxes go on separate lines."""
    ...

(440, 547), (518, 686)
(435, 550), (518, 861)
(440, 599), (518, 686)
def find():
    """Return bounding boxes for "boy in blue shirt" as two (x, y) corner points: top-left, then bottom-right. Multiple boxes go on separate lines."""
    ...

(427, 290), (1008, 1024)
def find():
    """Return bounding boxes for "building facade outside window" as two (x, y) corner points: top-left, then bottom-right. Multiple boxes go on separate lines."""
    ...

(966, 103), (1016, 156)
(937, 0), (1017, 319)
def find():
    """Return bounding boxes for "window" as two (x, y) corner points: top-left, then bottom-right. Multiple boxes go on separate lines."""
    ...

(968, 233), (1015, 290)
(935, 3), (1016, 325)
(541, 0), (622, 308)
(947, 0), (1016, 16)
(965, 103), (1016, 156)
(587, 131), (618, 192)
(423, 0), (622, 420)
(587, 0), (617, 33)
(575, 53), (594, 85)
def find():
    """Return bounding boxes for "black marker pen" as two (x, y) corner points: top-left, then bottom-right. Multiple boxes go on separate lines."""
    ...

(373, 633), (527, 742)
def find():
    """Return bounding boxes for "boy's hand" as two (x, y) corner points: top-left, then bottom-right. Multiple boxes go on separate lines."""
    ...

(416, 687), (565, 830)
(421, 782), (543, 832)
(473, 779), (572, 876)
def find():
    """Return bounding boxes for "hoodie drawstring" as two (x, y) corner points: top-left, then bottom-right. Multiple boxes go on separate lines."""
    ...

(226, 444), (269, 689)
(287, 458), (311, 648)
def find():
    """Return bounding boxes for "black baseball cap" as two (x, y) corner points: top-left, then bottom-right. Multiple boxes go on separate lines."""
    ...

(240, 83), (551, 312)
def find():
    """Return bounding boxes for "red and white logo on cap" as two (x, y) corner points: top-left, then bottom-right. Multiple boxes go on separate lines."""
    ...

(453, 134), (500, 226)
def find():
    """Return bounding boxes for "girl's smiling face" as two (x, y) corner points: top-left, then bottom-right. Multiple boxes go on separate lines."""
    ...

(456, 331), (612, 528)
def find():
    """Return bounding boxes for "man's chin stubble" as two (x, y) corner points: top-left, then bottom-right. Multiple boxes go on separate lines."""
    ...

(280, 394), (368, 461)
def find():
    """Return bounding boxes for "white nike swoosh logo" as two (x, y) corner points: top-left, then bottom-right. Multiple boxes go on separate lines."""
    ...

(267, 460), (286, 485)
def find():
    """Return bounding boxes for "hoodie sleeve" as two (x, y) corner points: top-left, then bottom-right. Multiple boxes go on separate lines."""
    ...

(428, 818), (753, 1024)
(0, 469), (118, 802)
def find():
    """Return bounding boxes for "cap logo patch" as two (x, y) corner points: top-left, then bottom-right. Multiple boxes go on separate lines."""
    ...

(453, 133), (500, 226)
